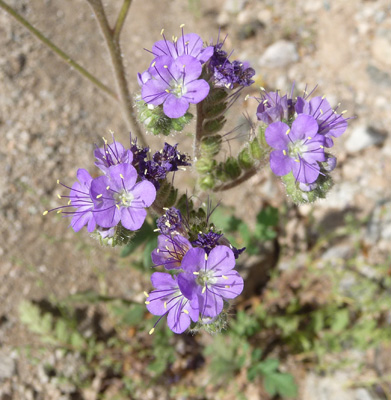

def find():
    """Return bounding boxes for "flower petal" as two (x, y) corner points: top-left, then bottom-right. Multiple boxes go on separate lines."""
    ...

(167, 298), (191, 334)
(265, 121), (290, 150)
(269, 150), (292, 176)
(163, 95), (189, 118)
(182, 79), (210, 104)
(120, 207), (147, 231)
(291, 158), (320, 184)
(290, 114), (319, 141)
(131, 180), (156, 208)
(207, 246), (236, 273)
(213, 271), (244, 299)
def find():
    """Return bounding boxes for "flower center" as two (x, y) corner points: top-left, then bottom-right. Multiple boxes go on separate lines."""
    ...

(288, 139), (307, 159)
(197, 269), (217, 287)
(170, 80), (186, 98)
(115, 190), (134, 207)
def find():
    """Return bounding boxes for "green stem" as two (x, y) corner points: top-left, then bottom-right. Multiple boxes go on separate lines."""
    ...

(86, 0), (147, 148)
(113, 0), (132, 42)
(213, 167), (258, 192)
(0, 0), (118, 101)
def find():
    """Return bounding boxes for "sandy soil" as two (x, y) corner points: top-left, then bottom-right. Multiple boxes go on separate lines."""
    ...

(1, 0), (391, 399)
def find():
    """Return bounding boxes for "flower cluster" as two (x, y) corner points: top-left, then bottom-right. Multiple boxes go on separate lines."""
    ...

(139, 28), (213, 119)
(256, 87), (350, 201)
(146, 207), (244, 334)
(44, 136), (189, 242)
(207, 39), (255, 90)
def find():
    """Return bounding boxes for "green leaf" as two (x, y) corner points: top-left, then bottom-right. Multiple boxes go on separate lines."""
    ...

(264, 372), (297, 398)
(54, 319), (69, 343)
(143, 237), (158, 268)
(120, 222), (155, 258)
(210, 207), (242, 233)
(330, 309), (349, 332)
(258, 358), (280, 374)
(256, 206), (279, 226)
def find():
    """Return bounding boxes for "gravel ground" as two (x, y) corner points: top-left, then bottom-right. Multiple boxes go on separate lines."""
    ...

(1, 0), (391, 399)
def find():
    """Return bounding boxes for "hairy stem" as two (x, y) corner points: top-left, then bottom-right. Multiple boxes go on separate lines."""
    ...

(213, 167), (257, 192)
(86, 0), (147, 147)
(113, 0), (132, 42)
(194, 102), (204, 160)
(0, 0), (117, 100)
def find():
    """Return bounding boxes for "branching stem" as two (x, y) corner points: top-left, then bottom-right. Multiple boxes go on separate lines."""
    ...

(113, 0), (132, 42)
(0, 0), (117, 101)
(86, 0), (147, 147)
(213, 167), (258, 192)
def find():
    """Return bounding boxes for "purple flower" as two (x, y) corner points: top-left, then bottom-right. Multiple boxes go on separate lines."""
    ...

(208, 40), (255, 90)
(137, 70), (151, 87)
(146, 272), (199, 334)
(44, 169), (97, 232)
(151, 32), (213, 64)
(94, 137), (133, 174)
(139, 160), (167, 189)
(295, 95), (348, 147)
(151, 234), (192, 270)
(265, 114), (327, 184)
(178, 246), (244, 318)
(68, 169), (97, 232)
(156, 207), (184, 235)
(323, 154), (337, 172)
(90, 163), (156, 230)
(191, 231), (223, 254)
(256, 91), (289, 124)
(141, 55), (210, 118)
(152, 143), (190, 172)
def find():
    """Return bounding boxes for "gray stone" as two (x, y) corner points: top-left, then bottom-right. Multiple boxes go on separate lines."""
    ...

(345, 125), (386, 153)
(258, 40), (299, 68)
(355, 388), (375, 400)
(367, 64), (391, 87)
(0, 351), (15, 379)
(367, 200), (391, 244)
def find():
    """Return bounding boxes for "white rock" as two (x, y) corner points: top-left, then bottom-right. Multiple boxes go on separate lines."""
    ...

(345, 125), (386, 153)
(372, 29), (391, 66)
(258, 40), (299, 68)
(224, 0), (246, 14)
(257, 9), (272, 25)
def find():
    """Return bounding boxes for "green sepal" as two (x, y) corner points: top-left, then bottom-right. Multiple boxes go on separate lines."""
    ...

(200, 135), (222, 157)
(203, 102), (227, 119)
(204, 88), (229, 105)
(224, 157), (241, 179)
(238, 147), (254, 170)
(137, 100), (193, 136)
(215, 162), (229, 182)
(196, 157), (216, 174)
(282, 172), (334, 204)
(203, 116), (226, 134)
(92, 223), (135, 247)
(154, 180), (178, 210)
(199, 174), (215, 191)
